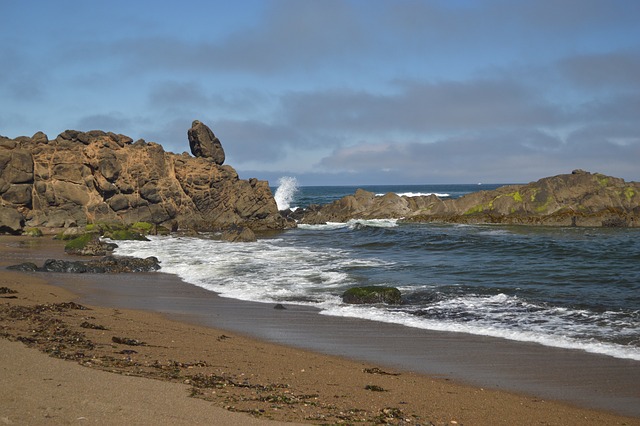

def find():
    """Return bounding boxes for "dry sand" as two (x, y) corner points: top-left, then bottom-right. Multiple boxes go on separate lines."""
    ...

(1, 235), (638, 425)
(0, 338), (296, 425)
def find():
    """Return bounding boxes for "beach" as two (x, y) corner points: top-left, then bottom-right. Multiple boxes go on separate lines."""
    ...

(1, 235), (639, 425)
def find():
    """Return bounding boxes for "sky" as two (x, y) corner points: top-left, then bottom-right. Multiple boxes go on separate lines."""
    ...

(1, 0), (639, 185)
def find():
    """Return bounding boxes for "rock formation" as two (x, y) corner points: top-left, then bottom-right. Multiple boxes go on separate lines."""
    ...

(187, 120), (225, 165)
(7, 256), (161, 273)
(0, 123), (293, 234)
(297, 170), (640, 227)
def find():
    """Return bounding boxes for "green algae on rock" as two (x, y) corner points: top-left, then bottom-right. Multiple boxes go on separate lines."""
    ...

(342, 286), (402, 305)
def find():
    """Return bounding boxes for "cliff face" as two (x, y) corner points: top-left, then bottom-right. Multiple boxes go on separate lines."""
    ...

(298, 170), (640, 227)
(0, 123), (292, 234)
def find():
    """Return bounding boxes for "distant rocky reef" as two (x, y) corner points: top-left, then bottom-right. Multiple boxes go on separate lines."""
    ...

(293, 170), (639, 228)
(0, 120), (294, 235)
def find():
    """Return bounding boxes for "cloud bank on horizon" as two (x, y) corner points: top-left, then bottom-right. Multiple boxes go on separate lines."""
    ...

(1, 0), (639, 185)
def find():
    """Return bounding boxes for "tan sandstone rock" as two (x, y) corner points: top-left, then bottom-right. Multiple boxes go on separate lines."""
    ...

(0, 123), (293, 234)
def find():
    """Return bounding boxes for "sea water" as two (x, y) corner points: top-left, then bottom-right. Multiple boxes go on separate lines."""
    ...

(113, 180), (640, 361)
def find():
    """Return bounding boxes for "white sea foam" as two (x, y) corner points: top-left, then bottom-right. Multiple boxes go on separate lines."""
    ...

(297, 223), (348, 231)
(112, 234), (640, 362)
(274, 176), (299, 211)
(113, 236), (379, 305)
(348, 218), (399, 228)
(319, 303), (640, 361)
(375, 192), (450, 198)
(298, 219), (399, 231)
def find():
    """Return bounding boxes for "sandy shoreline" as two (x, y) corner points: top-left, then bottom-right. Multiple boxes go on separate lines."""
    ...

(1, 235), (639, 425)
(50, 269), (640, 417)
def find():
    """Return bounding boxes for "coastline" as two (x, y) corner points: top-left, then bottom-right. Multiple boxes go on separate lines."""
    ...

(1, 235), (639, 425)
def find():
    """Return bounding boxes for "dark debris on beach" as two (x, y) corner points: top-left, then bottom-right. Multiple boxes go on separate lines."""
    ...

(0, 294), (427, 425)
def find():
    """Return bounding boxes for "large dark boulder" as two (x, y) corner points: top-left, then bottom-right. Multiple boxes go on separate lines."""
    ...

(342, 286), (402, 305)
(187, 120), (225, 165)
(6, 262), (38, 272)
(40, 259), (89, 273)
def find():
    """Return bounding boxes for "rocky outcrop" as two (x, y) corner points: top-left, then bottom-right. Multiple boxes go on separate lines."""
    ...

(7, 256), (161, 273)
(297, 189), (417, 224)
(188, 120), (225, 165)
(298, 170), (640, 227)
(0, 122), (294, 234)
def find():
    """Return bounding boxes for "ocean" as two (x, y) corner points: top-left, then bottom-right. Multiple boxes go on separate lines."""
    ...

(112, 179), (640, 361)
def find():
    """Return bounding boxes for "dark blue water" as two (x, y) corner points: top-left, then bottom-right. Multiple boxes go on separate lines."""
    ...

(272, 182), (503, 209)
(115, 182), (640, 361)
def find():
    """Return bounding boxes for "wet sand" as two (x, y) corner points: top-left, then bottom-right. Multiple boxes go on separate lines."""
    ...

(1, 235), (639, 425)
(51, 270), (640, 417)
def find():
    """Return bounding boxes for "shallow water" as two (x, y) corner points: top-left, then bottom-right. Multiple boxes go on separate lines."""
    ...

(113, 184), (640, 361)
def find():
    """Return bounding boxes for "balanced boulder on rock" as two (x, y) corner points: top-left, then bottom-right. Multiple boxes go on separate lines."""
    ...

(187, 120), (225, 165)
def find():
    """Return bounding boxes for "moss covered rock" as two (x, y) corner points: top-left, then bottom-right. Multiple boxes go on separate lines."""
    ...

(84, 222), (152, 240)
(131, 221), (154, 234)
(342, 286), (402, 305)
(22, 227), (43, 237)
(130, 221), (170, 235)
(64, 233), (117, 256)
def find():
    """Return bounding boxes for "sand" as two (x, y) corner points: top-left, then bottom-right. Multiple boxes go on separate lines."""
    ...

(0, 339), (296, 425)
(1, 235), (638, 425)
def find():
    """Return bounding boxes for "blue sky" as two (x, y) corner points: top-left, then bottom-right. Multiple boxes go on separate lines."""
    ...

(1, 0), (639, 185)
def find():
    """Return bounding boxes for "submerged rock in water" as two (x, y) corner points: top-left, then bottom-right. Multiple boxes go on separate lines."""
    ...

(342, 286), (402, 305)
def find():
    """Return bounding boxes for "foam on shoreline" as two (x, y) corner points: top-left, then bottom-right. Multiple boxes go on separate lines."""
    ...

(48, 262), (640, 418)
(2, 235), (639, 421)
